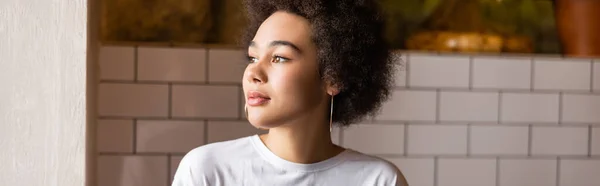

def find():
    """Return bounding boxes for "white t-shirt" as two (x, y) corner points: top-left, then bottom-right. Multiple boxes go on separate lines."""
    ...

(172, 135), (406, 186)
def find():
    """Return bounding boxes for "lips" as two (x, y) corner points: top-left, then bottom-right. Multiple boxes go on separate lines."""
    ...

(247, 91), (270, 106)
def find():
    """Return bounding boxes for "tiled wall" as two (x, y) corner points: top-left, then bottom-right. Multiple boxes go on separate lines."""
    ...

(97, 45), (600, 186)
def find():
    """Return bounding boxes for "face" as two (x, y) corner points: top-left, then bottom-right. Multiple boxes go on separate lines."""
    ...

(244, 11), (331, 129)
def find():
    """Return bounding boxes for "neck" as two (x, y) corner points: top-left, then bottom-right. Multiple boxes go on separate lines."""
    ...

(259, 110), (344, 164)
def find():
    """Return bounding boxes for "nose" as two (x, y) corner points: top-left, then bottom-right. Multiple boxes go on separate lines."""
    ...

(244, 61), (268, 84)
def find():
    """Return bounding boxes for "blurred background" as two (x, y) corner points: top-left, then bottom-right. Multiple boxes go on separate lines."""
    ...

(95, 0), (600, 186)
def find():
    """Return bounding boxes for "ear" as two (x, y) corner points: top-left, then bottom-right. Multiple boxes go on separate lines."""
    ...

(325, 82), (340, 96)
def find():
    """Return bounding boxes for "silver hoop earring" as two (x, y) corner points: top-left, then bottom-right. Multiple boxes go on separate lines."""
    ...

(244, 105), (248, 118)
(329, 95), (334, 132)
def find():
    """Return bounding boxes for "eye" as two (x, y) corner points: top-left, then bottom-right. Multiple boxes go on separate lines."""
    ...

(247, 56), (258, 64)
(272, 55), (290, 63)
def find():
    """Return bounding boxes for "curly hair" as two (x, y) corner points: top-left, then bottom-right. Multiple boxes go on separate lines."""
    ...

(242, 0), (396, 127)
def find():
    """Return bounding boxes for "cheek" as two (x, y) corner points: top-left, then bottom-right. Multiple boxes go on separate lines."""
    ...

(271, 67), (322, 103)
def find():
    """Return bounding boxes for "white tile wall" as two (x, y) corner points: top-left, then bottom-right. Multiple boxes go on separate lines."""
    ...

(498, 159), (557, 186)
(534, 59), (591, 91)
(472, 57), (531, 89)
(593, 61), (600, 91)
(97, 45), (600, 186)
(438, 158), (496, 186)
(137, 47), (207, 82)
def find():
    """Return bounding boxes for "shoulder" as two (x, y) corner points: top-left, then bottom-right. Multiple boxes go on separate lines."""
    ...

(342, 150), (409, 186)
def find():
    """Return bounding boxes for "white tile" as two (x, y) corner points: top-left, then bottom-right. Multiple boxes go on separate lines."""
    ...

(377, 90), (437, 121)
(97, 120), (134, 153)
(562, 94), (600, 123)
(393, 52), (407, 87)
(97, 156), (168, 186)
(534, 59), (591, 91)
(501, 93), (559, 123)
(387, 158), (435, 186)
(170, 156), (183, 183)
(560, 159), (600, 186)
(98, 84), (169, 117)
(499, 159), (556, 186)
(593, 62), (600, 91)
(206, 121), (265, 143)
(99, 46), (135, 80)
(172, 85), (239, 118)
(137, 47), (206, 82)
(440, 92), (498, 122)
(470, 126), (529, 155)
(409, 54), (470, 88)
(136, 120), (205, 153)
(407, 125), (467, 155)
(208, 49), (247, 83)
(531, 126), (588, 155)
(473, 57), (531, 89)
(438, 158), (496, 186)
(342, 124), (404, 154)
(592, 127), (600, 155)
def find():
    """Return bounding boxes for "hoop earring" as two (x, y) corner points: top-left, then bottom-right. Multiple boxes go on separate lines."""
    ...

(329, 95), (334, 132)
(244, 105), (248, 118)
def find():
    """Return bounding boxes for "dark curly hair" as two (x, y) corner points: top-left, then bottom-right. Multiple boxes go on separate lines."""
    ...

(242, 0), (396, 127)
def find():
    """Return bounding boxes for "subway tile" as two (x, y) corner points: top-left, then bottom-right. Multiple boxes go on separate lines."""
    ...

(593, 61), (600, 92)
(408, 54), (470, 88)
(97, 155), (168, 186)
(206, 121), (265, 143)
(99, 46), (135, 80)
(377, 90), (437, 121)
(501, 93), (559, 123)
(470, 126), (529, 155)
(97, 120), (134, 153)
(386, 158), (435, 186)
(171, 85), (239, 118)
(393, 52), (407, 87)
(531, 126), (588, 155)
(560, 159), (600, 186)
(498, 159), (556, 186)
(208, 49), (246, 83)
(342, 124), (405, 154)
(473, 57), (531, 89)
(98, 84), (169, 117)
(562, 94), (600, 123)
(534, 59), (591, 91)
(438, 158), (496, 186)
(137, 47), (206, 82)
(170, 156), (183, 184)
(407, 125), (467, 155)
(592, 127), (600, 155)
(440, 92), (498, 122)
(136, 120), (205, 153)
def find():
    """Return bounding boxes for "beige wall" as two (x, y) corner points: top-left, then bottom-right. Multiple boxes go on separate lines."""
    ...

(0, 1), (89, 186)
(97, 44), (600, 186)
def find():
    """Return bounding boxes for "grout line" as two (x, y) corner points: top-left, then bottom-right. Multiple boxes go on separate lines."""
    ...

(556, 157), (561, 186)
(589, 125), (593, 157)
(469, 56), (474, 90)
(436, 89), (441, 124)
(204, 120), (209, 145)
(498, 91), (503, 124)
(405, 53), (411, 88)
(168, 83), (172, 119)
(528, 124), (533, 156)
(467, 123), (471, 156)
(590, 61), (594, 93)
(433, 156), (438, 186)
(205, 48), (210, 83)
(530, 58), (535, 91)
(134, 46), (139, 82)
(558, 92), (564, 125)
(496, 157), (500, 186)
(133, 119), (137, 154)
(167, 154), (172, 186)
(403, 123), (408, 156)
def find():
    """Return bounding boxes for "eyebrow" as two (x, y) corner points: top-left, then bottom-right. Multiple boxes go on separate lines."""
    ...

(249, 40), (302, 54)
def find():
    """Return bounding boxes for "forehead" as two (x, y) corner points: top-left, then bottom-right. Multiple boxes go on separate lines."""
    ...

(251, 11), (312, 49)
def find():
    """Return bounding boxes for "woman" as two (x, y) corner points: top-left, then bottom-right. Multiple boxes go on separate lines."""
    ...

(173, 0), (408, 185)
